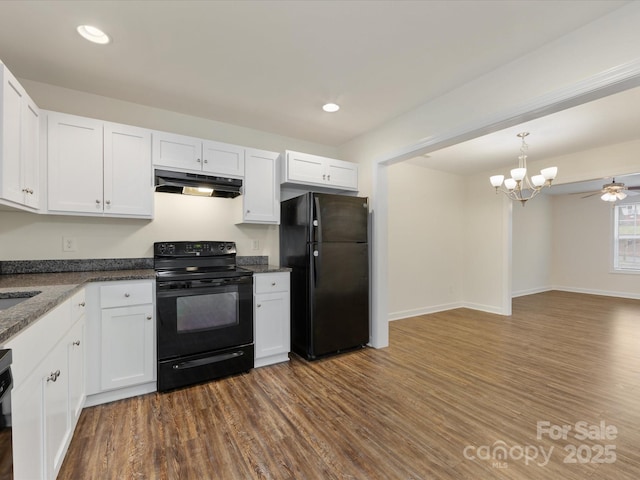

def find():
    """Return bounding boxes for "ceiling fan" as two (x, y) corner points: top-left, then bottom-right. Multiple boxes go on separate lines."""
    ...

(581, 178), (640, 202)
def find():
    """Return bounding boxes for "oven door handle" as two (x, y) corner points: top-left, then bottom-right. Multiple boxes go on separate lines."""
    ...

(171, 350), (245, 370)
(156, 275), (252, 292)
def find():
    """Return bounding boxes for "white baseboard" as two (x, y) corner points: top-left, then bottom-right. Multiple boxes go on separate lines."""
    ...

(552, 285), (640, 300)
(387, 287), (639, 324)
(512, 286), (553, 298)
(85, 381), (157, 407)
(460, 302), (506, 315)
(388, 302), (463, 321)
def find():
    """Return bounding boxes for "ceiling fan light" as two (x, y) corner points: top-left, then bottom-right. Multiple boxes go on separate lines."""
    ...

(511, 168), (526, 182)
(504, 178), (517, 191)
(617, 191), (627, 200)
(541, 166), (558, 181)
(601, 192), (615, 202)
(490, 175), (504, 187)
(531, 174), (545, 187)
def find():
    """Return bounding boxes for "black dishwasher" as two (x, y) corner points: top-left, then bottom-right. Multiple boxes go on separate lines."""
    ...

(0, 349), (12, 479)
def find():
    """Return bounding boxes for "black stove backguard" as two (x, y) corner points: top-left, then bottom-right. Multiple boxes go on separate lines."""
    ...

(154, 241), (254, 392)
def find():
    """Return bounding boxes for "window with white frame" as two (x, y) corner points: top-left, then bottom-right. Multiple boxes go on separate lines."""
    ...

(614, 202), (640, 272)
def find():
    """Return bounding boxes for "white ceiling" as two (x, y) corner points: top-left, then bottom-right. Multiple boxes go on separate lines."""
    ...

(0, 0), (629, 147)
(407, 86), (640, 178)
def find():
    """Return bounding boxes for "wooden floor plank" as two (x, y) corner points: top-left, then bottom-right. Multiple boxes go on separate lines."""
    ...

(58, 291), (640, 479)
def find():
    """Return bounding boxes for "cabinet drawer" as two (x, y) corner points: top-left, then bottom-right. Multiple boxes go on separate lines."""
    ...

(254, 272), (290, 294)
(100, 282), (153, 308)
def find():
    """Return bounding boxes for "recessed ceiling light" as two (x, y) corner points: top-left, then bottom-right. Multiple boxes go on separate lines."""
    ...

(322, 103), (340, 113)
(77, 25), (110, 45)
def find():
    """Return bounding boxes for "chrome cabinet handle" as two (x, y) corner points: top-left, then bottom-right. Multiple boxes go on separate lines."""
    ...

(257, 304), (261, 308)
(79, 301), (86, 307)
(47, 370), (61, 382)
(124, 293), (130, 297)
(73, 340), (81, 346)
(204, 159), (208, 164)
(197, 158), (201, 163)
(323, 174), (326, 180)
(28, 189), (34, 194)
(105, 200), (111, 205)
(271, 282), (276, 286)
(146, 315), (152, 320)
(327, 175), (330, 181)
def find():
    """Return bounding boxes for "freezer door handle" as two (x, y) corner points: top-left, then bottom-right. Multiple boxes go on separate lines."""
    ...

(313, 195), (322, 243)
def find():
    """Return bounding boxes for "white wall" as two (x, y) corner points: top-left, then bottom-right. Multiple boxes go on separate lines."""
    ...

(0, 193), (279, 260)
(551, 194), (640, 299)
(0, 80), (338, 261)
(387, 162), (464, 320)
(461, 172), (511, 314)
(512, 194), (552, 296)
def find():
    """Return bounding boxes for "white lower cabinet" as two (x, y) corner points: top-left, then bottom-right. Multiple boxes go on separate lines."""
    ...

(85, 280), (156, 406)
(67, 318), (86, 424)
(100, 303), (154, 390)
(44, 341), (70, 480)
(254, 272), (290, 368)
(6, 291), (86, 480)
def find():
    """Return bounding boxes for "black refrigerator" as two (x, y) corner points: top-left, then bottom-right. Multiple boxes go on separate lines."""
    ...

(280, 193), (369, 360)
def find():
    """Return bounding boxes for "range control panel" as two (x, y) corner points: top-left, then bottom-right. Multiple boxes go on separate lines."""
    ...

(154, 241), (236, 257)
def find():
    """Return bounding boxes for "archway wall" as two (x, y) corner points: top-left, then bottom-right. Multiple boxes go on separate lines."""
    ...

(336, 3), (640, 348)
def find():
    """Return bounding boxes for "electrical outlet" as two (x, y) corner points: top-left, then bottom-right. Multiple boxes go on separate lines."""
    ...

(63, 236), (77, 252)
(251, 240), (260, 251)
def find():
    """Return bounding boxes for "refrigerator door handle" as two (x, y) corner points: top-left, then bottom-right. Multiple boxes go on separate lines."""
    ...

(313, 248), (320, 286)
(313, 195), (322, 243)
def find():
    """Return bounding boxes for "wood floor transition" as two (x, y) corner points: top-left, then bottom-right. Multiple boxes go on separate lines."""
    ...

(58, 291), (640, 479)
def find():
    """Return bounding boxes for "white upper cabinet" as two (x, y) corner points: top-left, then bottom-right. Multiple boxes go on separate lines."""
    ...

(240, 148), (280, 224)
(47, 112), (103, 214)
(202, 140), (244, 177)
(104, 122), (153, 216)
(47, 111), (153, 218)
(152, 130), (244, 178)
(151, 131), (201, 171)
(0, 62), (41, 210)
(282, 150), (358, 191)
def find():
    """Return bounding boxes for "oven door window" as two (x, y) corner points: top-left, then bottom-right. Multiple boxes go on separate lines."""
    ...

(176, 292), (238, 332)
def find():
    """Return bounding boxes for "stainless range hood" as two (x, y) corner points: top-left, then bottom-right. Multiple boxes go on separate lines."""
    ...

(154, 169), (242, 198)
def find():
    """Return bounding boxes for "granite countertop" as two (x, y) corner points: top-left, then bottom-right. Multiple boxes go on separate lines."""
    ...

(240, 265), (292, 274)
(0, 269), (155, 345)
(0, 256), (290, 345)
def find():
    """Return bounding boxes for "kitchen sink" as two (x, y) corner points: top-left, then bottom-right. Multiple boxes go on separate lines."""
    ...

(0, 291), (41, 311)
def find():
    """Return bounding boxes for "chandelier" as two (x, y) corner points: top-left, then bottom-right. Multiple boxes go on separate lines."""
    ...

(489, 132), (558, 206)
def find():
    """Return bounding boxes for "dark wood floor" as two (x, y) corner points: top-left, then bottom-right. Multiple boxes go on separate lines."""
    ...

(59, 291), (640, 479)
